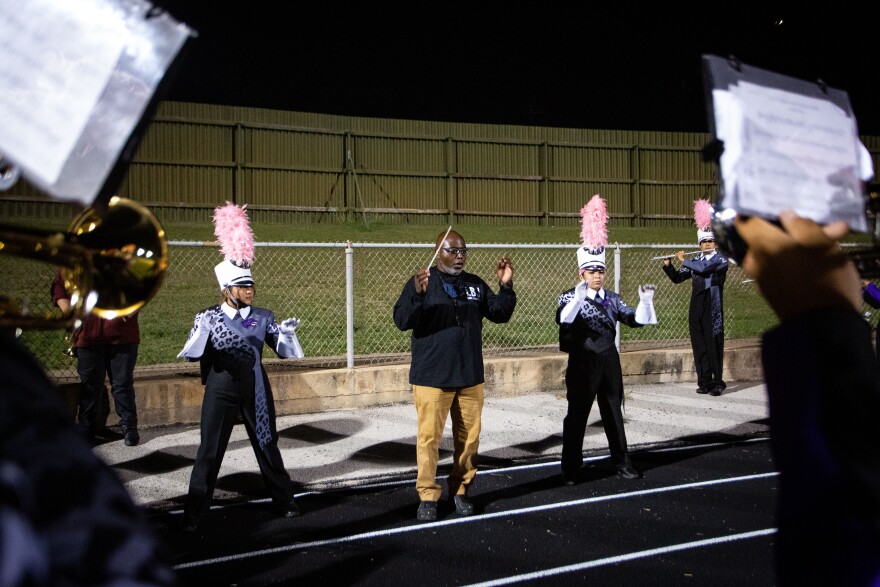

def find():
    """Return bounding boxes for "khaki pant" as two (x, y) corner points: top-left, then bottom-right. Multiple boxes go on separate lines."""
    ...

(413, 384), (484, 501)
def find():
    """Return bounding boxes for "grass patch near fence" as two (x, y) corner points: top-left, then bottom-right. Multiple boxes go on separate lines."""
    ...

(7, 214), (875, 381)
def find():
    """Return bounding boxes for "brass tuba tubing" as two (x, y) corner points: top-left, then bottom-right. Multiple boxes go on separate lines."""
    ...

(0, 196), (168, 330)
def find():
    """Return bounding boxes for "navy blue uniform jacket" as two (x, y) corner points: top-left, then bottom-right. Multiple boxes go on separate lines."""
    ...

(556, 288), (642, 354)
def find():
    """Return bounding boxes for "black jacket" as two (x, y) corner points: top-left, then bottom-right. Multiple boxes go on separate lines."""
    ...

(663, 253), (729, 303)
(393, 267), (516, 387)
(762, 308), (880, 586)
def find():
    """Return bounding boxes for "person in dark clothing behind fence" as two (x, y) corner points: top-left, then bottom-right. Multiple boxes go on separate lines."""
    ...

(557, 195), (657, 485)
(393, 229), (516, 522)
(52, 270), (142, 446)
(662, 199), (729, 396)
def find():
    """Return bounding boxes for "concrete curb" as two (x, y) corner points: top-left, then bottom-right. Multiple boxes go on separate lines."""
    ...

(62, 343), (764, 429)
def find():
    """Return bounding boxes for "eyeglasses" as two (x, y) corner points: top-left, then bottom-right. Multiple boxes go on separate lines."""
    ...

(443, 247), (469, 256)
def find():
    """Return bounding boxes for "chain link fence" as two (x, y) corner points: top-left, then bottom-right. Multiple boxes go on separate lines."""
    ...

(9, 241), (876, 384)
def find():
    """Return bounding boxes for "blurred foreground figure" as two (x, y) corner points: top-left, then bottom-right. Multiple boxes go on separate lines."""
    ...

(0, 334), (176, 586)
(735, 210), (880, 587)
(0, 0), (193, 583)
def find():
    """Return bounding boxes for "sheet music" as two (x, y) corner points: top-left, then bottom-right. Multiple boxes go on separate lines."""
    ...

(0, 0), (193, 206)
(0, 0), (126, 189)
(705, 55), (872, 232)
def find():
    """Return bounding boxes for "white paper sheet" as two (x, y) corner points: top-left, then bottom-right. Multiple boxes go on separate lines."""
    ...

(0, 0), (126, 188)
(0, 0), (193, 206)
(712, 80), (870, 231)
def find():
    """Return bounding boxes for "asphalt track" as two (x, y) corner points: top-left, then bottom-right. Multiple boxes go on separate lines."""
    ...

(151, 438), (780, 586)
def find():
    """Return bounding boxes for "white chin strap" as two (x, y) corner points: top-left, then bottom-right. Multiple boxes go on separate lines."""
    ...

(224, 287), (248, 309)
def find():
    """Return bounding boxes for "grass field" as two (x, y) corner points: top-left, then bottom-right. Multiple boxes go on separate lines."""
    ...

(6, 213), (877, 381)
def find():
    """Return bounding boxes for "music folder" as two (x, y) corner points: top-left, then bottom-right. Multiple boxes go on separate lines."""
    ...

(701, 54), (872, 233)
(0, 0), (196, 209)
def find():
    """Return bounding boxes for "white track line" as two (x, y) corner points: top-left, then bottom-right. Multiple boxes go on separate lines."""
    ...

(463, 528), (778, 586)
(163, 436), (771, 514)
(174, 470), (779, 570)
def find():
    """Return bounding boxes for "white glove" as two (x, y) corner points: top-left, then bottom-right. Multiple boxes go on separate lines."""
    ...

(280, 317), (300, 335)
(559, 282), (589, 324)
(635, 284), (657, 325)
(573, 281), (588, 302)
(277, 317), (304, 358)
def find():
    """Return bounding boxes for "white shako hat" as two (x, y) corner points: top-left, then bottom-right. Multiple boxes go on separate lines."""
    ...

(697, 228), (715, 244)
(212, 201), (256, 290)
(577, 246), (606, 271)
(214, 261), (254, 290)
(577, 194), (608, 272)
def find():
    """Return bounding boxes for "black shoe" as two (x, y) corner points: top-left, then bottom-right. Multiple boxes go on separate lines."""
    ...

(416, 500), (438, 521)
(453, 494), (475, 517)
(96, 427), (124, 441)
(123, 427), (140, 446)
(696, 387), (709, 394)
(561, 471), (577, 486)
(179, 514), (199, 532)
(709, 387), (723, 396)
(616, 465), (642, 479)
(279, 498), (301, 518)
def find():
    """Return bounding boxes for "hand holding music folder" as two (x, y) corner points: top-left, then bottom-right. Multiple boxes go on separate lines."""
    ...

(701, 54), (875, 269)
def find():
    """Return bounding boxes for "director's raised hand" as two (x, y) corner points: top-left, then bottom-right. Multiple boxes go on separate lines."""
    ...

(496, 255), (514, 285)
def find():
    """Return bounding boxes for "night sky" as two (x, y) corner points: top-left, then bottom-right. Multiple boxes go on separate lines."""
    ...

(153, 4), (880, 136)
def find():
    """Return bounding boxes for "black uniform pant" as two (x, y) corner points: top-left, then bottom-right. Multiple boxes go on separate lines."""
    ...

(690, 309), (725, 391)
(76, 343), (139, 432)
(184, 369), (293, 519)
(561, 347), (632, 473)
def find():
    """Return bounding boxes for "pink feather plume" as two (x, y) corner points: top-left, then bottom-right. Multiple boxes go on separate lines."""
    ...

(694, 199), (712, 231)
(213, 202), (255, 267)
(580, 194), (608, 250)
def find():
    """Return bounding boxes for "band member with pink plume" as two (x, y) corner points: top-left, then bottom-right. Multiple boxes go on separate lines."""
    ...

(177, 202), (305, 532)
(556, 195), (657, 484)
(662, 200), (729, 396)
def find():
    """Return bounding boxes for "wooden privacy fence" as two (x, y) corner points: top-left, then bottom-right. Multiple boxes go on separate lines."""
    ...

(3, 103), (878, 229)
(0, 106), (722, 228)
(121, 119), (719, 228)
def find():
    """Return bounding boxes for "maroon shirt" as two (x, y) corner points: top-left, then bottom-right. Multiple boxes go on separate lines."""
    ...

(51, 272), (140, 347)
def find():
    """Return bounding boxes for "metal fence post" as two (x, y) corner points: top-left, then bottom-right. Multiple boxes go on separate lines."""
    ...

(614, 244), (622, 351)
(346, 241), (355, 368)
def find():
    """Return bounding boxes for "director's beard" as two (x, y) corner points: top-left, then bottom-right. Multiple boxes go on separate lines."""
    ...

(437, 261), (463, 276)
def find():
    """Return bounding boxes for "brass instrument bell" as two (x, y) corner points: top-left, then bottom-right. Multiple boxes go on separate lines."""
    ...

(0, 196), (168, 330)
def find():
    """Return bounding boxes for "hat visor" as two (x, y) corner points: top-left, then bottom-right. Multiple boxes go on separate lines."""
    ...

(579, 262), (606, 272)
(227, 277), (255, 287)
